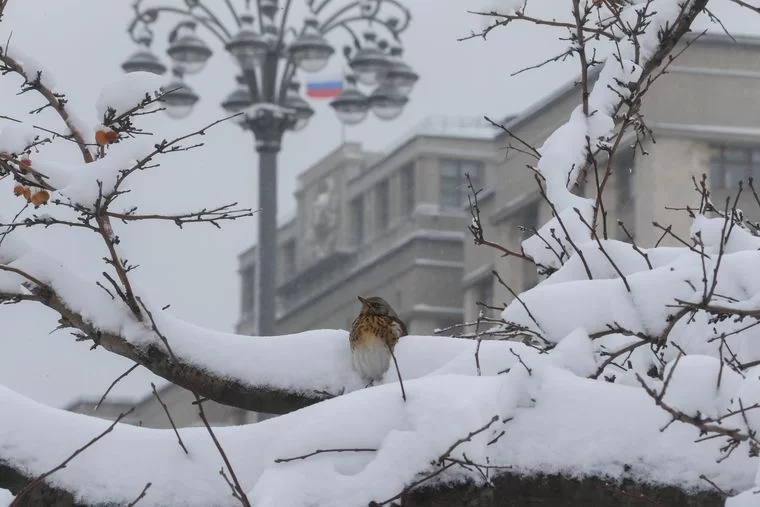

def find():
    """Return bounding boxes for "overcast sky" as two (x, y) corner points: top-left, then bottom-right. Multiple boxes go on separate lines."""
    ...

(0, 0), (757, 408)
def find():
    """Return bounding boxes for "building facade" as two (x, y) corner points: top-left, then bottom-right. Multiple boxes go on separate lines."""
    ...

(67, 32), (760, 427)
(237, 118), (503, 336)
(240, 33), (760, 334)
(463, 32), (760, 322)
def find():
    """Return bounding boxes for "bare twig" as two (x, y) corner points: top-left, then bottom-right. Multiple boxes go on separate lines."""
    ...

(94, 363), (139, 410)
(151, 382), (189, 455)
(510, 349), (533, 375)
(535, 175), (594, 279)
(574, 208), (631, 291)
(193, 394), (251, 507)
(10, 408), (135, 506)
(492, 270), (541, 330)
(371, 415), (503, 506)
(107, 203), (255, 229)
(437, 415), (500, 465)
(483, 115), (541, 159)
(730, 0), (760, 14)
(137, 297), (176, 360)
(369, 463), (457, 506)
(274, 447), (377, 463)
(466, 174), (535, 263)
(618, 220), (652, 269)
(126, 482), (152, 507)
(464, 9), (616, 41)
(699, 474), (729, 498)
(388, 345), (407, 402)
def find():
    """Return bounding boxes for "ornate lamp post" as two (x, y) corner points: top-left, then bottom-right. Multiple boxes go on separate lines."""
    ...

(122, 0), (417, 336)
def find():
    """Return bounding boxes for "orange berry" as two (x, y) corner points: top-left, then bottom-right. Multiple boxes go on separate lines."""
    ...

(13, 184), (25, 196)
(30, 190), (49, 206)
(95, 130), (108, 146)
(105, 130), (119, 143)
(95, 128), (118, 145)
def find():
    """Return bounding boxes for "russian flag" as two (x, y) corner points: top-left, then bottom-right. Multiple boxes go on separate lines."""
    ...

(306, 78), (344, 99)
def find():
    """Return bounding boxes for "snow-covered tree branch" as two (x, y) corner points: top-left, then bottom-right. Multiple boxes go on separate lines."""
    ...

(3, 0), (760, 505)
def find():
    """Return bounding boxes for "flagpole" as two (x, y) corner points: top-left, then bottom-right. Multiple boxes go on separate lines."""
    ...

(305, 74), (346, 144)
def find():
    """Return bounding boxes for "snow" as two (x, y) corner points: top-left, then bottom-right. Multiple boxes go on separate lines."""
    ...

(522, 0), (697, 270)
(1, 226), (541, 395)
(7, 226), (759, 504)
(0, 122), (37, 155)
(5, 217), (760, 505)
(0, 489), (12, 507)
(2, 45), (96, 147)
(0, 350), (755, 506)
(3, 44), (56, 89)
(548, 328), (596, 377)
(30, 140), (150, 207)
(658, 355), (742, 420)
(96, 72), (164, 120)
(5, 0), (760, 504)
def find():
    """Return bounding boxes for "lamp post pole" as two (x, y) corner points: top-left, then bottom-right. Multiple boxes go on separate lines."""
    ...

(122, 0), (418, 336)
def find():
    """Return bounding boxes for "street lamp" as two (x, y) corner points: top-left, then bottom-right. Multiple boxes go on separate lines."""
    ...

(122, 0), (418, 336)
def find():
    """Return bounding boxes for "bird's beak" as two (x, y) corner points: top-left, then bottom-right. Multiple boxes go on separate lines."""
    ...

(358, 296), (367, 305)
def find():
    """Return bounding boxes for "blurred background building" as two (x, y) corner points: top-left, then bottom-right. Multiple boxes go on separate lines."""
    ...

(68, 32), (760, 427)
(237, 32), (760, 333)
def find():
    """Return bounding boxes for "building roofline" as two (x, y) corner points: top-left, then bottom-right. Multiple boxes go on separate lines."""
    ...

(496, 30), (760, 140)
(295, 141), (364, 182)
(496, 66), (603, 138)
(685, 31), (760, 48)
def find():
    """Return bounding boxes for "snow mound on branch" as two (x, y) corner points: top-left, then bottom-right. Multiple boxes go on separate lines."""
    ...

(521, 0), (697, 272)
(0, 363), (754, 507)
(0, 122), (36, 155)
(692, 215), (760, 252)
(659, 355), (742, 419)
(96, 72), (164, 120)
(31, 144), (142, 207)
(549, 328), (596, 377)
(3, 45), (56, 89)
(0, 489), (12, 507)
(3, 237), (542, 395)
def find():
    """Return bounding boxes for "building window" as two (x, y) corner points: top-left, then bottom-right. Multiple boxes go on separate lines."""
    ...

(376, 179), (390, 231)
(241, 265), (255, 314)
(400, 163), (416, 215)
(440, 158), (484, 208)
(283, 240), (296, 274)
(615, 148), (636, 209)
(350, 196), (365, 245)
(710, 146), (760, 189)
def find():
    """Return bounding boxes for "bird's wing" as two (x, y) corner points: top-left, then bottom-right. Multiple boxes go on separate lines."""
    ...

(349, 317), (362, 344)
(391, 316), (408, 337)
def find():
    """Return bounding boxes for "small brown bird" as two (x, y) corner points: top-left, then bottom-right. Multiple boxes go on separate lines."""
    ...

(349, 296), (407, 384)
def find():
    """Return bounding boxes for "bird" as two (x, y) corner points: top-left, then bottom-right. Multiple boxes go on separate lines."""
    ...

(349, 296), (407, 385)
